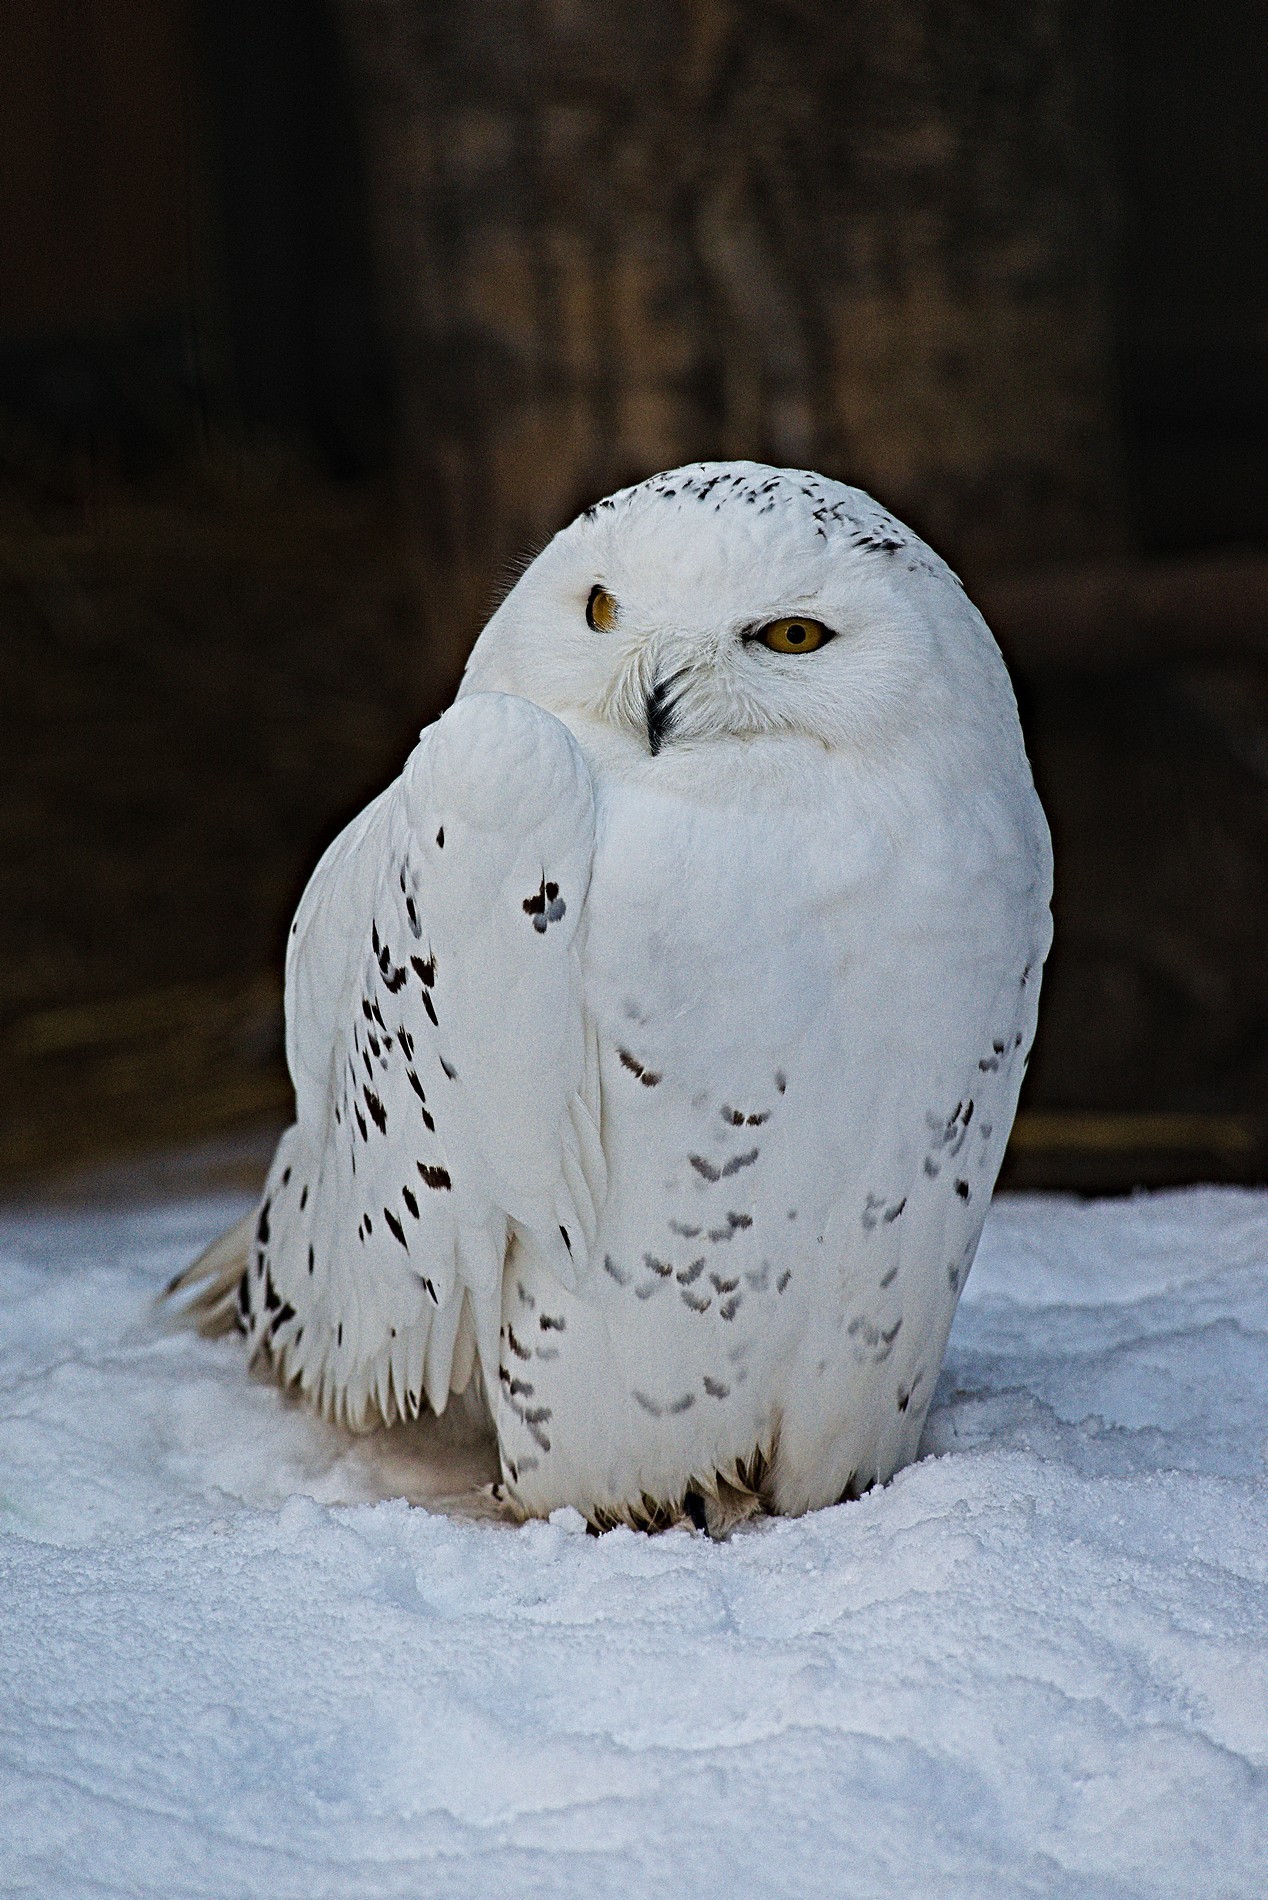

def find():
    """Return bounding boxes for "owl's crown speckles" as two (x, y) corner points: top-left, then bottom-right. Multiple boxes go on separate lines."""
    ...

(577, 461), (951, 577)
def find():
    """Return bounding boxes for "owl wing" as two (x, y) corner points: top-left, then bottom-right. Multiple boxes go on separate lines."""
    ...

(236, 692), (602, 1428)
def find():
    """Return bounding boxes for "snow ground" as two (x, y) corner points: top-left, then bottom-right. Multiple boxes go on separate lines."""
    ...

(2, 1183), (1267, 1899)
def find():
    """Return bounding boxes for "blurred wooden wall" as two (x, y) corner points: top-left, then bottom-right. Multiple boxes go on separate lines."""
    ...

(2, 0), (1267, 1190)
(334, 0), (1129, 689)
(0, 0), (190, 334)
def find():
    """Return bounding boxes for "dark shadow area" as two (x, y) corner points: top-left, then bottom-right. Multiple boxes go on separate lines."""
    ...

(1115, 0), (1268, 554)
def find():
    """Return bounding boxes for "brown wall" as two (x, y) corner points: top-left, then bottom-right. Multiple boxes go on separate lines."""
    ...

(1, 0), (1266, 1189)
(0, 0), (191, 332)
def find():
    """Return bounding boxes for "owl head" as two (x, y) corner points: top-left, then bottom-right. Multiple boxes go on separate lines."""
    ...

(461, 462), (1008, 763)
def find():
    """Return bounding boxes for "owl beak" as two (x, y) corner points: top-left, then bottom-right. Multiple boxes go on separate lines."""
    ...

(645, 670), (687, 755)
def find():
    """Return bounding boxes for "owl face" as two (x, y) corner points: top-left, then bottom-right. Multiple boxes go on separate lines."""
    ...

(463, 463), (968, 758)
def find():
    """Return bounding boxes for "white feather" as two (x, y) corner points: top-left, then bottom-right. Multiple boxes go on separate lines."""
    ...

(237, 691), (596, 1429)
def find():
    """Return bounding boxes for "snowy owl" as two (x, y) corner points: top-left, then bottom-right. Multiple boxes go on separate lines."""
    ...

(174, 463), (1052, 1534)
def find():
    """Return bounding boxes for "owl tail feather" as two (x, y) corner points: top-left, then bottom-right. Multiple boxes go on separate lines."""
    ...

(161, 1210), (254, 1338)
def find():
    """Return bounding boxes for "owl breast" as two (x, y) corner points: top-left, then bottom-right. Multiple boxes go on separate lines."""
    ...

(495, 739), (1039, 1527)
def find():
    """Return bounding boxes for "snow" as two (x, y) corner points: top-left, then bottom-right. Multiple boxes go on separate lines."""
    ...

(2, 1181), (1267, 1898)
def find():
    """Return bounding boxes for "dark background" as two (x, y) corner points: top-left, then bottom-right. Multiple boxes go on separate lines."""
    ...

(2, 0), (1266, 1191)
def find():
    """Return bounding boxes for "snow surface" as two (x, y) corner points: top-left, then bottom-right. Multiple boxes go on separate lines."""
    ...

(2, 1183), (1267, 1898)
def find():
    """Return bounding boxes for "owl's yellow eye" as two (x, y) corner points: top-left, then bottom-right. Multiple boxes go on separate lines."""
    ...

(755, 616), (832, 654)
(586, 585), (619, 632)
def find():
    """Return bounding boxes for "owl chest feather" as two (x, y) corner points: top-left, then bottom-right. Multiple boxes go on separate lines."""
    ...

(496, 747), (1028, 1521)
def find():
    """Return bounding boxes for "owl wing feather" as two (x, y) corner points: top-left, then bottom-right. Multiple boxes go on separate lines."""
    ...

(194, 693), (601, 1429)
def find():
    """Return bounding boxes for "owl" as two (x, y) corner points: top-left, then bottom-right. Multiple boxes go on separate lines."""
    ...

(174, 463), (1052, 1535)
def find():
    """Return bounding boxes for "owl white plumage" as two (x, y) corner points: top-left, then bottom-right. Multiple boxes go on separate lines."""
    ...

(176, 462), (1052, 1533)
